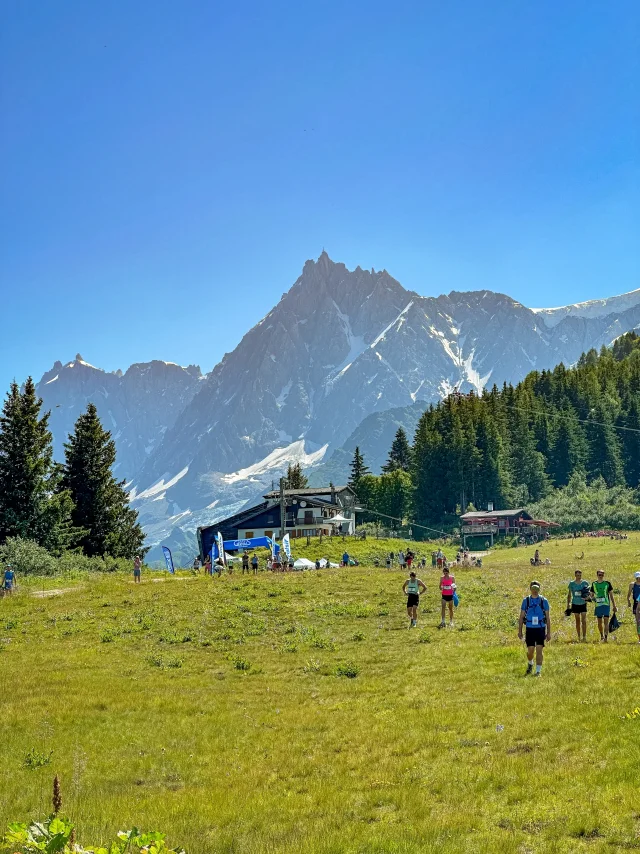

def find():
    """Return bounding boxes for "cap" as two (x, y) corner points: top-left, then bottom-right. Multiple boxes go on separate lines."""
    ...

(635, 571), (640, 579)
(530, 580), (541, 589)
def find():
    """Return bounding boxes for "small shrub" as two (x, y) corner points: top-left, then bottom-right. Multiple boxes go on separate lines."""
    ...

(101, 631), (115, 643)
(234, 657), (251, 671)
(336, 661), (360, 678)
(351, 631), (365, 642)
(0, 537), (57, 576)
(23, 747), (53, 770)
(418, 632), (432, 644)
(303, 658), (322, 673)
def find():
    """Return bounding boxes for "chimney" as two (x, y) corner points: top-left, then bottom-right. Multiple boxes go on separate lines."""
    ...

(488, 502), (494, 512)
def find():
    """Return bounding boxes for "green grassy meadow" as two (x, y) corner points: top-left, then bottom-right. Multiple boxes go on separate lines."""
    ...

(2, 535), (640, 853)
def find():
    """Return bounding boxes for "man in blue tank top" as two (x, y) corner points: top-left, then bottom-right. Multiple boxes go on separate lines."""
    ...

(518, 581), (551, 677)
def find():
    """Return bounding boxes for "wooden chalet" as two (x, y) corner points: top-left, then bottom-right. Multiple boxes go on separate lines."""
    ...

(459, 507), (557, 548)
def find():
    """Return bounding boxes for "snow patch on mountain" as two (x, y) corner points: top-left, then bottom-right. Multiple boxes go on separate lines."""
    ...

(370, 301), (414, 349)
(463, 350), (492, 394)
(132, 466), (190, 500)
(222, 440), (328, 485)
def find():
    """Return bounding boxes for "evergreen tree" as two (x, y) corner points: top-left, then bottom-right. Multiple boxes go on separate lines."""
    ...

(619, 395), (640, 487)
(382, 427), (413, 473)
(348, 446), (370, 494)
(377, 470), (412, 527)
(586, 402), (624, 487)
(548, 407), (587, 487)
(0, 378), (75, 548)
(283, 462), (308, 489)
(62, 404), (145, 558)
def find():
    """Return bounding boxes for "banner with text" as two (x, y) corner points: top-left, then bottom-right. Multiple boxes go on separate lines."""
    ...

(162, 546), (175, 574)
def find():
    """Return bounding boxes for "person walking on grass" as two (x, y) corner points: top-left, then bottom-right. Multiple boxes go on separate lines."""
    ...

(627, 571), (640, 644)
(591, 570), (617, 643)
(439, 565), (456, 628)
(402, 571), (426, 628)
(133, 555), (142, 584)
(518, 581), (550, 677)
(2, 564), (16, 595)
(204, 555), (212, 576)
(567, 568), (590, 642)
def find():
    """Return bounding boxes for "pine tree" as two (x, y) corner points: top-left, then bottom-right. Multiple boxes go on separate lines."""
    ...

(586, 402), (624, 487)
(348, 446), (370, 494)
(619, 395), (640, 488)
(62, 404), (145, 558)
(0, 378), (75, 548)
(283, 462), (308, 490)
(377, 470), (412, 528)
(548, 407), (587, 487)
(382, 427), (412, 473)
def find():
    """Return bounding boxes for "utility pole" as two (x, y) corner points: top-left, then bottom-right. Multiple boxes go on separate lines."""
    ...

(279, 477), (286, 539)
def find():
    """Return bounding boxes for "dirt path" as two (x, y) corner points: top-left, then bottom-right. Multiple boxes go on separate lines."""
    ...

(31, 587), (78, 598)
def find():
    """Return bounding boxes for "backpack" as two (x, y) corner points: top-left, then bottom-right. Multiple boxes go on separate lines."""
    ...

(525, 596), (547, 626)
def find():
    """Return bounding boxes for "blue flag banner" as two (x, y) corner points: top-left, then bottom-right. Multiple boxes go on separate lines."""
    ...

(162, 546), (175, 574)
(282, 533), (291, 560)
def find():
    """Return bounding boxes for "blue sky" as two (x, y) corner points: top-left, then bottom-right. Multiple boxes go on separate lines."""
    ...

(1, 0), (638, 393)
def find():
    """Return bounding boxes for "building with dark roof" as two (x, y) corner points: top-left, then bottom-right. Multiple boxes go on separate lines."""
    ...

(459, 507), (557, 547)
(197, 485), (357, 559)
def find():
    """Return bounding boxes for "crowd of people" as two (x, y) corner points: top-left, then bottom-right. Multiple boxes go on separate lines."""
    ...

(401, 565), (640, 678)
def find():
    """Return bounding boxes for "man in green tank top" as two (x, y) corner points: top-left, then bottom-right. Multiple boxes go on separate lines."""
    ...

(590, 570), (617, 643)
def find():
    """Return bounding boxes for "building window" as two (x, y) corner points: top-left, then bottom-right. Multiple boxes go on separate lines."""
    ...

(304, 510), (313, 524)
(265, 530), (273, 539)
(244, 531), (254, 539)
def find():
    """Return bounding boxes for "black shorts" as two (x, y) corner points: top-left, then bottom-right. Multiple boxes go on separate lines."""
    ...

(442, 594), (454, 602)
(525, 627), (546, 647)
(407, 594), (420, 607)
(571, 603), (587, 614)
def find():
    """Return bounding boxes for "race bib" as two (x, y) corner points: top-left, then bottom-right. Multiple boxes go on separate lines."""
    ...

(596, 596), (606, 604)
(531, 616), (539, 626)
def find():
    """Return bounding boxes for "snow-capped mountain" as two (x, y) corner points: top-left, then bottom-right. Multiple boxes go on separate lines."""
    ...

(128, 253), (640, 547)
(532, 289), (640, 328)
(34, 255), (640, 555)
(37, 356), (203, 482)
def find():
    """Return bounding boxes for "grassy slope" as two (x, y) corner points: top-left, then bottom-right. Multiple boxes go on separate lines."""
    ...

(2, 536), (640, 854)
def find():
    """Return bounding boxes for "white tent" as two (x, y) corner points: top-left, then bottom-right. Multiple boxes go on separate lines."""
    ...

(293, 558), (315, 569)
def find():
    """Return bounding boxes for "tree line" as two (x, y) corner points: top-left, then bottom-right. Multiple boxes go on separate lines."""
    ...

(348, 331), (640, 531)
(0, 378), (145, 558)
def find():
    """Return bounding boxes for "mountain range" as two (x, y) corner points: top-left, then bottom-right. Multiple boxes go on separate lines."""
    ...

(33, 253), (640, 564)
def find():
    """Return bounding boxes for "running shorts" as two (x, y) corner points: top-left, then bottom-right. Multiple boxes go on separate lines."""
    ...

(407, 594), (420, 607)
(525, 627), (546, 647)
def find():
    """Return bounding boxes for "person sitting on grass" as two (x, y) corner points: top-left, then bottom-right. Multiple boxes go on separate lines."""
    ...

(2, 564), (16, 596)
(518, 581), (550, 677)
(627, 571), (640, 645)
(133, 555), (142, 584)
(591, 570), (616, 643)
(439, 565), (456, 628)
(402, 571), (426, 629)
(567, 568), (590, 642)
